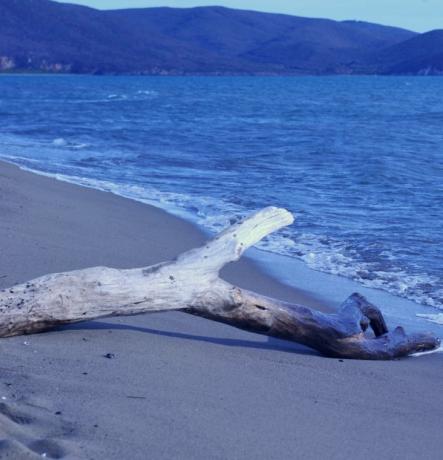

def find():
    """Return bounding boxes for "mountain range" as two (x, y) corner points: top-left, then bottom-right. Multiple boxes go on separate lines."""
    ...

(0, 0), (442, 75)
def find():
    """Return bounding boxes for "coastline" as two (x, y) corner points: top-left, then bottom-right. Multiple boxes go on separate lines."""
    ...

(0, 160), (325, 309)
(1, 160), (442, 459)
(5, 157), (442, 335)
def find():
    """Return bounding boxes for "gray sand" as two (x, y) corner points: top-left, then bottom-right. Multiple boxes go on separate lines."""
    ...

(0, 161), (442, 459)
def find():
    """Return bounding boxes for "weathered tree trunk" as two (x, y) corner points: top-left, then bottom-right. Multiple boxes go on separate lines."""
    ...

(0, 207), (439, 359)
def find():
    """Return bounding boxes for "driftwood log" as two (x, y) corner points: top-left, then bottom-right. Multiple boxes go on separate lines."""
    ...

(0, 207), (439, 359)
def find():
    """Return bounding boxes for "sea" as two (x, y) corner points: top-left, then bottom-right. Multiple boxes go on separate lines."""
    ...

(0, 75), (442, 331)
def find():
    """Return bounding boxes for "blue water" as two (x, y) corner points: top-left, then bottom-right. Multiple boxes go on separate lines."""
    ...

(0, 75), (442, 314)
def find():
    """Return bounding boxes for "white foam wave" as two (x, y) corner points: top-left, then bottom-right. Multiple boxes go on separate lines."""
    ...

(260, 230), (443, 309)
(52, 138), (67, 146)
(417, 313), (443, 325)
(107, 91), (157, 101)
(71, 143), (90, 150)
(51, 138), (90, 150)
(107, 94), (127, 100)
(1, 159), (441, 312)
(137, 90), (158, 96)
(66, 92), (157, 104)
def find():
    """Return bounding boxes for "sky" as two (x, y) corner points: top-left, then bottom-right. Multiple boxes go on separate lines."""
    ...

(63, 0), (443, 32)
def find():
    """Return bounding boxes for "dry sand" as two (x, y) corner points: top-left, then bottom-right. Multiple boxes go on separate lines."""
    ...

(0, 160), (442, 459)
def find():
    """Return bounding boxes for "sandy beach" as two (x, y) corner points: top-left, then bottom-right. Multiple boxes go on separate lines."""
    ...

(0, 160), (442, 459)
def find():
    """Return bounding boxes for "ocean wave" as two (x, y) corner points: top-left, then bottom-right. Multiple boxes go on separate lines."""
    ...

(106, 91), (158, 101)
(4, 162), (441, 312)
(136, 90), (158, 96)
(71, 143), (90, 150)
(62, 91), (158, 104)
(107, 94), (128, 100)
(416, 313), (443, 325)
(51, 138), (90, 150)
(260, 230), (443, 309)
(53, 137), (67, 146)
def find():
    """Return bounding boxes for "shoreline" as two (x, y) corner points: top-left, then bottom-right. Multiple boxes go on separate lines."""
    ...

(3, 158), (442, 336)
(0, 160), (326, 310)
(1, 159), (442, 459)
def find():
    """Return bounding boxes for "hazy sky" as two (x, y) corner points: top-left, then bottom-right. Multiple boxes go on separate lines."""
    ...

(63, 0), (443, 32)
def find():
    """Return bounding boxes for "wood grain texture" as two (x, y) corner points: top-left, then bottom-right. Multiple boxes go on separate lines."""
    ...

(0, 207), (439, 359)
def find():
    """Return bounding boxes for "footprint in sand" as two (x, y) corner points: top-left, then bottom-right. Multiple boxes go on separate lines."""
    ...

(0, 400), (70, 459)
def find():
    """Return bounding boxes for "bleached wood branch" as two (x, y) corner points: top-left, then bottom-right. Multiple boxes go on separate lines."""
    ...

(0, 207), (439, 359)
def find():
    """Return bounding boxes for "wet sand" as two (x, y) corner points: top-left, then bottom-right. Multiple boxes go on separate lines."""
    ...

(1, 160), (442, 459)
